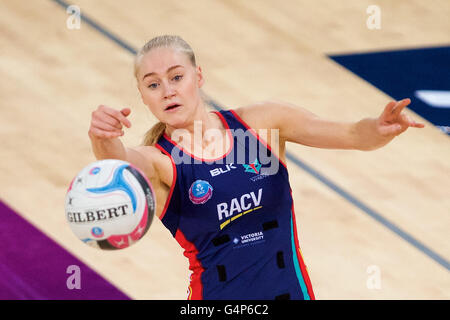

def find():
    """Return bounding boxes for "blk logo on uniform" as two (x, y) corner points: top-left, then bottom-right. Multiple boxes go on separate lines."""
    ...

(210, 163), (237, 177)
(189, 180), (213, 204)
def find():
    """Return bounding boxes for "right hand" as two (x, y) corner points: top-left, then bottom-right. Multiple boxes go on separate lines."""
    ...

(89, 105), (132, 139)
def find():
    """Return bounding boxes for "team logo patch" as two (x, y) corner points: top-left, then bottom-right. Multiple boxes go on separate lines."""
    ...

(189, 180), (213, 204)
(243, 158), (261, 174)
(243, 158), (272, 182)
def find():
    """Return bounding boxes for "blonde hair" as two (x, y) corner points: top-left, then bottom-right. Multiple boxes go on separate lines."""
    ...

(134, 35), (197, 146)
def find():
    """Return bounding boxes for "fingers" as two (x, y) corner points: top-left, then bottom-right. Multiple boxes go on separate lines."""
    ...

(378, 113), (425, 137)
(89, 105), (132, 140)
(381, 101), (397, 119)
(121, 107), (132, 118)
(91, 118), (124, 134)
(391, 98), (411, 118)
(102, 106), (132, 128)
(401, 113), (425, 128)
(379, 98), (425, 132)
(381, 98), (410, 121)
(380, 101), (399, 122)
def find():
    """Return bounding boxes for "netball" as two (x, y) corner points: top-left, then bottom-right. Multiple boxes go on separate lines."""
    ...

(65, 159), (156, 250)
(2, 0), (449, 305)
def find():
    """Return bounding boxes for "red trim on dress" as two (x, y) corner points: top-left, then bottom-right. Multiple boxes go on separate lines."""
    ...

(154, 143), (177, 221)
(175, 229), (204, 300)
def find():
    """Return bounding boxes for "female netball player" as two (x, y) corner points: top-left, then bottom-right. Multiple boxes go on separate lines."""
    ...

(88, 35), (424, 300)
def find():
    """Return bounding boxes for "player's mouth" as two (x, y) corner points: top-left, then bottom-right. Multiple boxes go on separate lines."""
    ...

(164, 103), (182, 112)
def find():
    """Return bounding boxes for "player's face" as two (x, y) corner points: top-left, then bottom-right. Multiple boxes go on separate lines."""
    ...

(137, 47), (204, 128)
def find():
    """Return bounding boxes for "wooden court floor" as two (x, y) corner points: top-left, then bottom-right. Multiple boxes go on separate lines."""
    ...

(0, 0), (449, 299)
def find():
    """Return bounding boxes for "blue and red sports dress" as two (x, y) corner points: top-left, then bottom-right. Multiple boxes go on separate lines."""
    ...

(154, 109), (315, 300)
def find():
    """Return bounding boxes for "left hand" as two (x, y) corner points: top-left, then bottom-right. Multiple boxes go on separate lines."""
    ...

(376, 98), (425, 136)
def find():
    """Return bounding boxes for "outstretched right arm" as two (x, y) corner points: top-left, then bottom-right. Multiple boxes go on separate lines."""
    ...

(88, 105), (174, 220)
(88, 105), (157, 180)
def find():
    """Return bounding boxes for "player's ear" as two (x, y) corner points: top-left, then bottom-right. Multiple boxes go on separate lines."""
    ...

(196, 66), (204, 88)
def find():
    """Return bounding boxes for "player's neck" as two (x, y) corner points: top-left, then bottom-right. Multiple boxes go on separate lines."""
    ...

(165, 104), (229, 158)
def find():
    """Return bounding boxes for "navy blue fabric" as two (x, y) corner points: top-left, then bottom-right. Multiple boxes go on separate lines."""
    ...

(155, 110), (312, 300)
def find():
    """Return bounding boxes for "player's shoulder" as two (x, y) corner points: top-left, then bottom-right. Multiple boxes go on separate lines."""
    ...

(130, 144), (173, 187)
(233, 100), (288, 130)
(132, 144), (162, 156)
(132, 144), (172, 167)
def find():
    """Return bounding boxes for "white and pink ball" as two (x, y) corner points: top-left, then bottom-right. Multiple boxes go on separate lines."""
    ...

(65, 159), (156, 250)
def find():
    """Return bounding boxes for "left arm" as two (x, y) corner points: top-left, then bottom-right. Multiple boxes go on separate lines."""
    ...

(238, 99), (425, 151)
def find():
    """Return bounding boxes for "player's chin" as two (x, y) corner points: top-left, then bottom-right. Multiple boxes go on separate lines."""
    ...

(163, 111), (190, 129)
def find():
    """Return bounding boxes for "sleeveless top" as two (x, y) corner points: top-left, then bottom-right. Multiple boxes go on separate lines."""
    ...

(154, 109), (315, 300)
